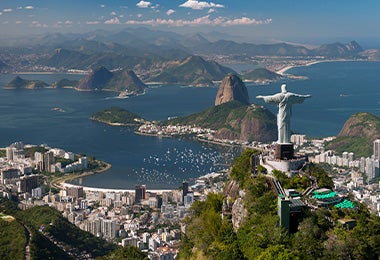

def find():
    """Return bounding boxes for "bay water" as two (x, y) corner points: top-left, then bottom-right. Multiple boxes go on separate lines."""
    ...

(0, 61), (378, 189)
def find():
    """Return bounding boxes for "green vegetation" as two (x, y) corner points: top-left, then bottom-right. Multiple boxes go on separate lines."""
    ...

(0, 148), (6, 157)
(24, 145), (48, 159)
(327, 136), (373, 157)
(91, 107), (144, 125)
(162, 101), (276, 142)
(4, 76), (49, 89)
(179, 149), (380, 259)
(179, 193), (244, 259)
(0, 218), (26, 259)
(0, 198), (126, 259)
(96, 246), (148, 260)
(304, 164), (334, 189)
(326, 112), (380, 157)
(241, 68), (282, 82)
(148, 55), (234, 86)
(53, 78), (79, 88)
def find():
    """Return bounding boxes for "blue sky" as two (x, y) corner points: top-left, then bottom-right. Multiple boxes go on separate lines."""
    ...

(1, 0), (379, 45)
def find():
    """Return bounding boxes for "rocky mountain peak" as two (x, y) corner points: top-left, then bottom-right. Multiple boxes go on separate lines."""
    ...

(77, 66), (113, 90)
(215, 73), (249, 106)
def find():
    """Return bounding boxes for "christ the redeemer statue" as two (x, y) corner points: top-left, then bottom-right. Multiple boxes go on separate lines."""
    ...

(257, 84), (311, 144)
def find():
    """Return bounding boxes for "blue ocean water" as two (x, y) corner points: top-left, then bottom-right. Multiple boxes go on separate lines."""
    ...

(0, 61), (379, 189)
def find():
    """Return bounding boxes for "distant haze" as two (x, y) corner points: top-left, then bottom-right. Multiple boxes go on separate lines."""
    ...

(0, 0), (379, 46)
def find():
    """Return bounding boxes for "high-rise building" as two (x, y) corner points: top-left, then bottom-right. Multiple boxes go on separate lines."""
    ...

(17, 175), (40, 193)
(135, 185), (146, 203)
(374, 139), (380, 160)
(101, 218), (117, 239)
(67, 186), (84, 199)
(182, 181), (188, 204)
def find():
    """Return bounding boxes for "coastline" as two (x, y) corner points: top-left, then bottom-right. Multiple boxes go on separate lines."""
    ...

(51, 160), (112, 190)
(54, 161), (173, 194)
(276, 59), (372, 76)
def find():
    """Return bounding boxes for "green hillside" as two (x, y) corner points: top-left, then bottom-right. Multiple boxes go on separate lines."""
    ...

(0, 198), (120, 259)
(326, 112), (380, 157)
(178, 149), (380, 259)
(162, 101), (277, 142)
(91, 107), (144, 125)
(4, 76), (49, 89)
(147, 55), (235, 86)
(242, 68), (282, 82)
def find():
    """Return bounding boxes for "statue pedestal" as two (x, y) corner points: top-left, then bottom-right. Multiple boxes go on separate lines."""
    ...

(275, 143), (294, 160)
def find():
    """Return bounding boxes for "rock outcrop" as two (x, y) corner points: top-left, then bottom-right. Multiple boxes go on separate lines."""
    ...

(215, 74), (249, 106)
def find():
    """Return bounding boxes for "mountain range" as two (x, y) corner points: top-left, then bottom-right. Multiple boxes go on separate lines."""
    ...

(0, 28), (374, 74)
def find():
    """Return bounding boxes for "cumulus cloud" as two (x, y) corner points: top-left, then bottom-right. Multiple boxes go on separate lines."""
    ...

(100, 4), (105, 8)
(166, 9), (175, 16)
(25, 6), (34, 10)
(136, 1), (152, 8)
(111, 11), (117, 16)
(207, 8), (215, 14)
(104, 17), (121, 24)
(3, 8), (13, 13)
(17, 7), (23, 10)
(137, 13), (143, 18)
(65, 20), (73, 25)
(179, 0), (224, 10)
(86, 21), (100, 25)
(125, 15), (272, 27)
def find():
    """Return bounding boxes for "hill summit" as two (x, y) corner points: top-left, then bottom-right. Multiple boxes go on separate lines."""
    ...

(77, 67), (146, 94)
(215, 73), (249, 106)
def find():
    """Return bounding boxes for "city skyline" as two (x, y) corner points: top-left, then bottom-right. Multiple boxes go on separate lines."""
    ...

(1, 0), (380, 46)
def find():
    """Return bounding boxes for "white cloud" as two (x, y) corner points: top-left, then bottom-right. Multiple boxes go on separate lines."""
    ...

(15, 21), (22, 24)
(104, 17), (121, 24)
(86, 21), (100, 25)
(100, 4), (105, 8)
(65, 20), (73, 25)
(179, 1), (224, 10)
(0, 12), (2, 16)
(110, 11), (117, 16)
(17, 7), (23, 10)
(31, 21), (48, 28)
(166, 9), (175, 16)
(207, 8), (215, 14)
(224, 17), (272, 26)
(137, 13), (143, 18)
(25, 6), (34, 10)
(125, 15), (272, 27)
(3, 9), (13, 13)
(136, 1), (151, 8)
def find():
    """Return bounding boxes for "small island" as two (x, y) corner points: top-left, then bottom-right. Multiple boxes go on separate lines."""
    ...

(90, 107), (145, 126)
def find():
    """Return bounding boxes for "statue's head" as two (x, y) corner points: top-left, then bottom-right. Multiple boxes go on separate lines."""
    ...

(281, 84), (287, 93)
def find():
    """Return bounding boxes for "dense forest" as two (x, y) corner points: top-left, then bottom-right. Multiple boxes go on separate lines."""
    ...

(178, 149), (380, 259)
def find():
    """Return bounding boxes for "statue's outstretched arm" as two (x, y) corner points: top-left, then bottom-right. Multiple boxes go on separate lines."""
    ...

(289, 94), (311, 103)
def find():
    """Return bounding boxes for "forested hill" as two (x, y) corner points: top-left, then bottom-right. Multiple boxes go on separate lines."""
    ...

(178, 149), (380, 259)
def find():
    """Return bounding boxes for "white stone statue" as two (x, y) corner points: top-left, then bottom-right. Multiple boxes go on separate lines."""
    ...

(257, 84), (311, 144)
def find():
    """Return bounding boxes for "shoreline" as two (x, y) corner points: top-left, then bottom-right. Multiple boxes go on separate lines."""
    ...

(55, 161), (174, 194)
(51, 160), (112, 190)
(276, 59), (374, 76)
